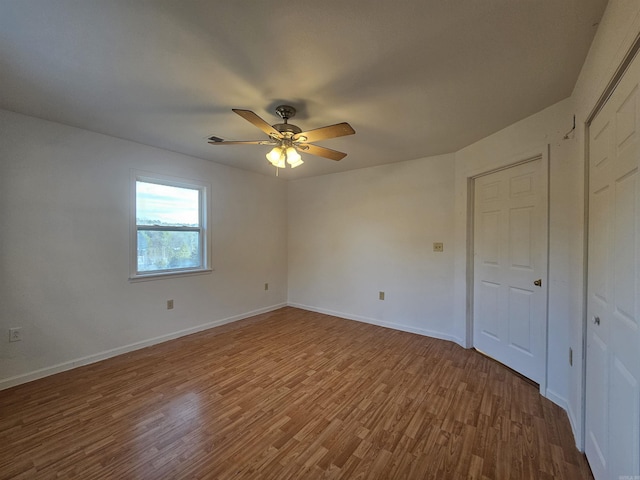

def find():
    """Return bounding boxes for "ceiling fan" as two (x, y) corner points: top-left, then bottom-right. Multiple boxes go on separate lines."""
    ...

(208, 105), (355, 170)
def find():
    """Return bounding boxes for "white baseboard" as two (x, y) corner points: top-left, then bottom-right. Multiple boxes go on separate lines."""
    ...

(567, 402), (583, 451)
(544, 388), (584, 450)
(0, 303), (286, 391)
(545, 388), (568, 411)
(288, 302), (465, 347)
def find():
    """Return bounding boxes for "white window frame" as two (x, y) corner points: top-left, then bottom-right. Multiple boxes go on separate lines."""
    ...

(129, 170), (211, 281)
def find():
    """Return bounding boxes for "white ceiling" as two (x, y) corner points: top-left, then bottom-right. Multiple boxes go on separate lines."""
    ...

(0, 1), (608, 179)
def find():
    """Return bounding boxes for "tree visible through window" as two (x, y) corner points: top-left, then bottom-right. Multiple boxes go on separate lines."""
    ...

(133, 177), (207, 277)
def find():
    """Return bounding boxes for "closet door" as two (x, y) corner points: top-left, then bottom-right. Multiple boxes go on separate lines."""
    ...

(585, 49), (640, 480)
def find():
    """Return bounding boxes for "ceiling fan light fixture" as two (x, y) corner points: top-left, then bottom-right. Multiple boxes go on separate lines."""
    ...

(275, 154), (286, 169)
(288, 158), (304, 168)
(266, 146), (284, 166)
(285, 147), (303, 168)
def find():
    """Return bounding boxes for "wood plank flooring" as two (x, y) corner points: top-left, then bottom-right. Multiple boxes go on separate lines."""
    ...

(0, 307), (593, 479)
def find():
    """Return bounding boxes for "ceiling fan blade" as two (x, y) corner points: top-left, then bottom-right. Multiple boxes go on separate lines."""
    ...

(208, 140), (275, 145)
(293, 122), (355, 143)
(232, 109), (282, 138)
(298, 144), (347, 161)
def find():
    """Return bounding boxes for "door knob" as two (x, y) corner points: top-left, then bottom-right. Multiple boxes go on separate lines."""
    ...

(594, 316), (600, 325)
(534, 279), (542, 287)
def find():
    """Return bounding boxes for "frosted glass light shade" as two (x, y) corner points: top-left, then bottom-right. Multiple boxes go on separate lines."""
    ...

(286, 147), (304, 168)
(266, 146), (283, 164)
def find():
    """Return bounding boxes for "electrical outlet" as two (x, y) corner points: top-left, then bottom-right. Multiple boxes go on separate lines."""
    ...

(9, 327), (22, 342)
(167, 299), (174, 310)
(379, 291), (385, 301)
(569, 347), (573, 366)
(264, 283), (269, 291)
(433, 242), (444, 252)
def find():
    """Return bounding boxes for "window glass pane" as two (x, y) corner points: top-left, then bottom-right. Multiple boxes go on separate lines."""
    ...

(137, 230), (201, 272)
(136, 181), (199, 226)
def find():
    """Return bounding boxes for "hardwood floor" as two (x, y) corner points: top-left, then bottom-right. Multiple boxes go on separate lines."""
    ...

(0, 307), (592, 479)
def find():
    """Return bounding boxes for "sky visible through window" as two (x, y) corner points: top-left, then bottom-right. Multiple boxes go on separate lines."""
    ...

(136, 181), (199, 226)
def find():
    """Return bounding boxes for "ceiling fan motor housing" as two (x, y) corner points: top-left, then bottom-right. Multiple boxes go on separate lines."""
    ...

(273, 123), (302, 136)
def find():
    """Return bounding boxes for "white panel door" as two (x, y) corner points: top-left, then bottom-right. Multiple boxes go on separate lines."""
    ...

(473, 158), (548, 384)
(586, 49), (640, 480)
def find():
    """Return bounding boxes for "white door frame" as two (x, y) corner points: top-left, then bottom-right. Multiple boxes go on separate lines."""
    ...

(465, 147), (550, 396)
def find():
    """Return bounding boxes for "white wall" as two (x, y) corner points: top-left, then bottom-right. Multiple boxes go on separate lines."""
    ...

(288, 154), (459, 343)
(0, 109), (288, 388)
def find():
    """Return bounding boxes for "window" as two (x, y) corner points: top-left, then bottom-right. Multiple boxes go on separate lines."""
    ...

(130, 172), (210, 280)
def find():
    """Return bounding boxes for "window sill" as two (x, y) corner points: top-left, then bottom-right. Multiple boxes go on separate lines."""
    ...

(129, 268), (213, 283)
